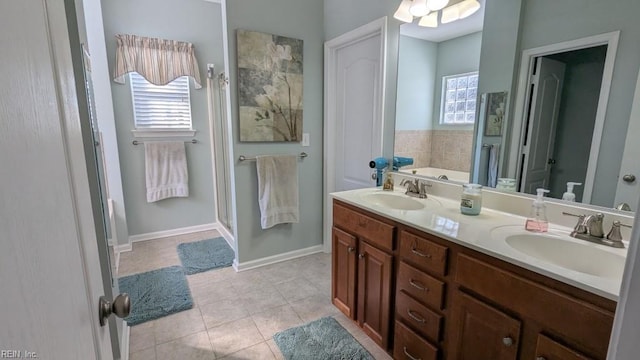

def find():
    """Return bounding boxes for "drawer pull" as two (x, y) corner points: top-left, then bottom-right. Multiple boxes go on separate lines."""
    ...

(411, 246), (432, 258)
(347, 247), (355, 253)
(409, 279), (428, 292)
(502, 336), (514, 347)
(407, 309), (426, 323)
(403, 346), (422, 360)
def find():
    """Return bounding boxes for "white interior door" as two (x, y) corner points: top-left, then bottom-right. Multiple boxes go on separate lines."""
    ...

(334, 33), (384, 191)
(324, 17), (387, 253)
(0, 1), (114, 358)
(521, 57), (566, 194)
(615, 68), (640, 211)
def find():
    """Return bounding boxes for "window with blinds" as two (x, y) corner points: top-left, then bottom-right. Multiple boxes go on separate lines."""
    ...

(129, 72), (192, 129)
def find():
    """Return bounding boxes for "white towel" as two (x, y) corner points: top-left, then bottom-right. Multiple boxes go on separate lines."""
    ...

(488, 144), (500, 188)
(256, 155), (299, 229)
(145, 141), (189, 202)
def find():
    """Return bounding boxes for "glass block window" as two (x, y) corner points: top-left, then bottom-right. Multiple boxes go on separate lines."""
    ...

(440, 72), (479, 125)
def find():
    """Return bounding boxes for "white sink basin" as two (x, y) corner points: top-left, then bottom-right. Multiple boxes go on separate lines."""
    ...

(361, 192), (438, 211)
(501, 232), (626, 279)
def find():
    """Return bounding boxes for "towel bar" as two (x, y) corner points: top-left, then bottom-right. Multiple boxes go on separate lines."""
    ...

(132, 139), (198, 145)
(238, 152), (308, 162)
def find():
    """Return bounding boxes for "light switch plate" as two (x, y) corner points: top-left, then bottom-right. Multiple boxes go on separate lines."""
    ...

(302, 133), (310, 147)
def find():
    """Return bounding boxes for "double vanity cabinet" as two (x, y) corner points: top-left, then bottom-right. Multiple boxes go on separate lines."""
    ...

(331, 199), (617, 360)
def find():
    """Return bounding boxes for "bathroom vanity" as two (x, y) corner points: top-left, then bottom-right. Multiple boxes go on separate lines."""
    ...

(331, 183), (625, 360)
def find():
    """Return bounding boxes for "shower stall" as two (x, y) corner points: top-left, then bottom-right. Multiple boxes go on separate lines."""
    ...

(207, 64), (234, 236)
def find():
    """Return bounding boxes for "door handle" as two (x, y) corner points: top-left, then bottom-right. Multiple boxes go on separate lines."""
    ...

(623, 174), (636, 183)
(99, 293), (131, 326)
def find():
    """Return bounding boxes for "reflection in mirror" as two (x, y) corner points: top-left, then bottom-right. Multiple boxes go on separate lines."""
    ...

(394, 12), (483, 184)
(392, 0), (640, 214)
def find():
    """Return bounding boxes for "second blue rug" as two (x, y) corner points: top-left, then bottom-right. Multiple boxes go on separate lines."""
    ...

(118, 266), (193, 326)
(273, 316), (373, 360)
(177, 237), (234, 275)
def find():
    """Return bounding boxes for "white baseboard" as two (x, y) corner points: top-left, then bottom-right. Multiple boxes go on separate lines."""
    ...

(120, 321), (130, 360)
(128, 222), (220, 243)
(234, 244), (324, 272)
(114, 243), (132, 253)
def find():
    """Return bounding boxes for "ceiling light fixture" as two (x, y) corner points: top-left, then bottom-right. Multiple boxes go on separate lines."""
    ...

(458, 0), (481, 19)
(441, 3), (460, 23)
(393, 0), (481, 27)
(409, 0), (430, 17)
(427, 0), (450, 11)
(393, 0), (415, 23)
(418, 12), (439, 28)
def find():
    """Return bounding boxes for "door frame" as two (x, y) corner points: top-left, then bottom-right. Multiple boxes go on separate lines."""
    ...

(508, 31), (619, 202)
(323, 17), (387, 253)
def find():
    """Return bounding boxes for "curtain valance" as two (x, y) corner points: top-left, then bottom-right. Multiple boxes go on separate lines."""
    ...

(113, 34), (202, 89)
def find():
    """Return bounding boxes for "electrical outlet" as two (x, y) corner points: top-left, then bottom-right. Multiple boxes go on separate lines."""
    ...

(302, 133), (310, 147)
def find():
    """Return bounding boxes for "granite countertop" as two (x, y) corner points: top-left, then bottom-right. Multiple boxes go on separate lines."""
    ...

(331, 187), (627, 301)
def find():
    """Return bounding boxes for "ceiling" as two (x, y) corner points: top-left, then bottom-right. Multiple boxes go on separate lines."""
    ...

(399, 0), (485, 43)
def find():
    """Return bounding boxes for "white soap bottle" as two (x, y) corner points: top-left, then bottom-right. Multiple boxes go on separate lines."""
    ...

(562, 182), (582, 202)
(525, 188), (550, 232)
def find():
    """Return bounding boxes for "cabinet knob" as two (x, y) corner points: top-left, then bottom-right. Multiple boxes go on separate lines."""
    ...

(623, 174), (636, 183)
(358, 253), (365, 259)
(502, 336), (514, 347)
(347, 247), (355, 253)
(536, 357), (546, 360)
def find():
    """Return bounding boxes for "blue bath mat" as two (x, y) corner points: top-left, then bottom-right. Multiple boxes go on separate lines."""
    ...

(273, 317), (373, 360)
(118, 266), (193, 326)
(177, 237), (234, 275)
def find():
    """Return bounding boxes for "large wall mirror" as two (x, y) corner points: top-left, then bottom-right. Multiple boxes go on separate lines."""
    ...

(392, 0), (640, 214)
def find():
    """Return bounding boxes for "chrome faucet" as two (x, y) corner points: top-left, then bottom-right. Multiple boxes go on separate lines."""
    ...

(400, 178), (430, 199)
(563, 212), (630, 248)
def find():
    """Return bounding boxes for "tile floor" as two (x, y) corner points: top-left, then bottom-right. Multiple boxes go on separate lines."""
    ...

(119, 230), (392, 360)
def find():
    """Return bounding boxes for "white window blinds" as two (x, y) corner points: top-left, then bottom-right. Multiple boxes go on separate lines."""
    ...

(129, 72), (192, 129)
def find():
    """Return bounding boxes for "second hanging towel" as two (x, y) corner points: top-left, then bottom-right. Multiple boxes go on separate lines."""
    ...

(256, 155), (300, 229)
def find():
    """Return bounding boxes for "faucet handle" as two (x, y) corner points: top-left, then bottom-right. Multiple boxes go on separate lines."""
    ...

(604, 221), (626, 248)
(563, 212), (588, 235)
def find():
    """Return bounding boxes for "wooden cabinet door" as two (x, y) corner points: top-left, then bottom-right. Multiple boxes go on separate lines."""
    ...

(449, 291), (521, 360)
(358, 241), (393, 349)
(535, 334), (592, 360)
(332, 227), (357, 319)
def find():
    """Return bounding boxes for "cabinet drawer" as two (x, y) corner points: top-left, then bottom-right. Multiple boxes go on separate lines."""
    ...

(396, 290), (442, 343)
(535, 334), (591, 360)
(455, 253), (614, 358)
(399, 230), (448, 276)
(393, 320), (438, 360)
(397, 261), (445, 310)
(333, 203), (395, 252)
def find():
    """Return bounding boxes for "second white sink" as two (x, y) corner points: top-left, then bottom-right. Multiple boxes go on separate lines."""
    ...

(498, 231), (626, 279)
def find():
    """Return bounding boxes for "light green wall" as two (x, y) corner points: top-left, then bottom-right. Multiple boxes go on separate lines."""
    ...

(473, 0), (523, 183)
(102, 0), (222, 236)
(396, 36), (438, 131)
(227, 0), (324, 263)
(518, 0), (640, 206)
(432, 31), (483, 131)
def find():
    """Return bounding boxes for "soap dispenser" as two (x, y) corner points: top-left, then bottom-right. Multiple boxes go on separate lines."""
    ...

(382, 166), (394, 191)
(562, 182), (582, 202)
(525, 188), (550, 232)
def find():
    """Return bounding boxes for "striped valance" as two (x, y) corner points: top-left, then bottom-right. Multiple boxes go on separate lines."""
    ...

(113, 34), (202, 89)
